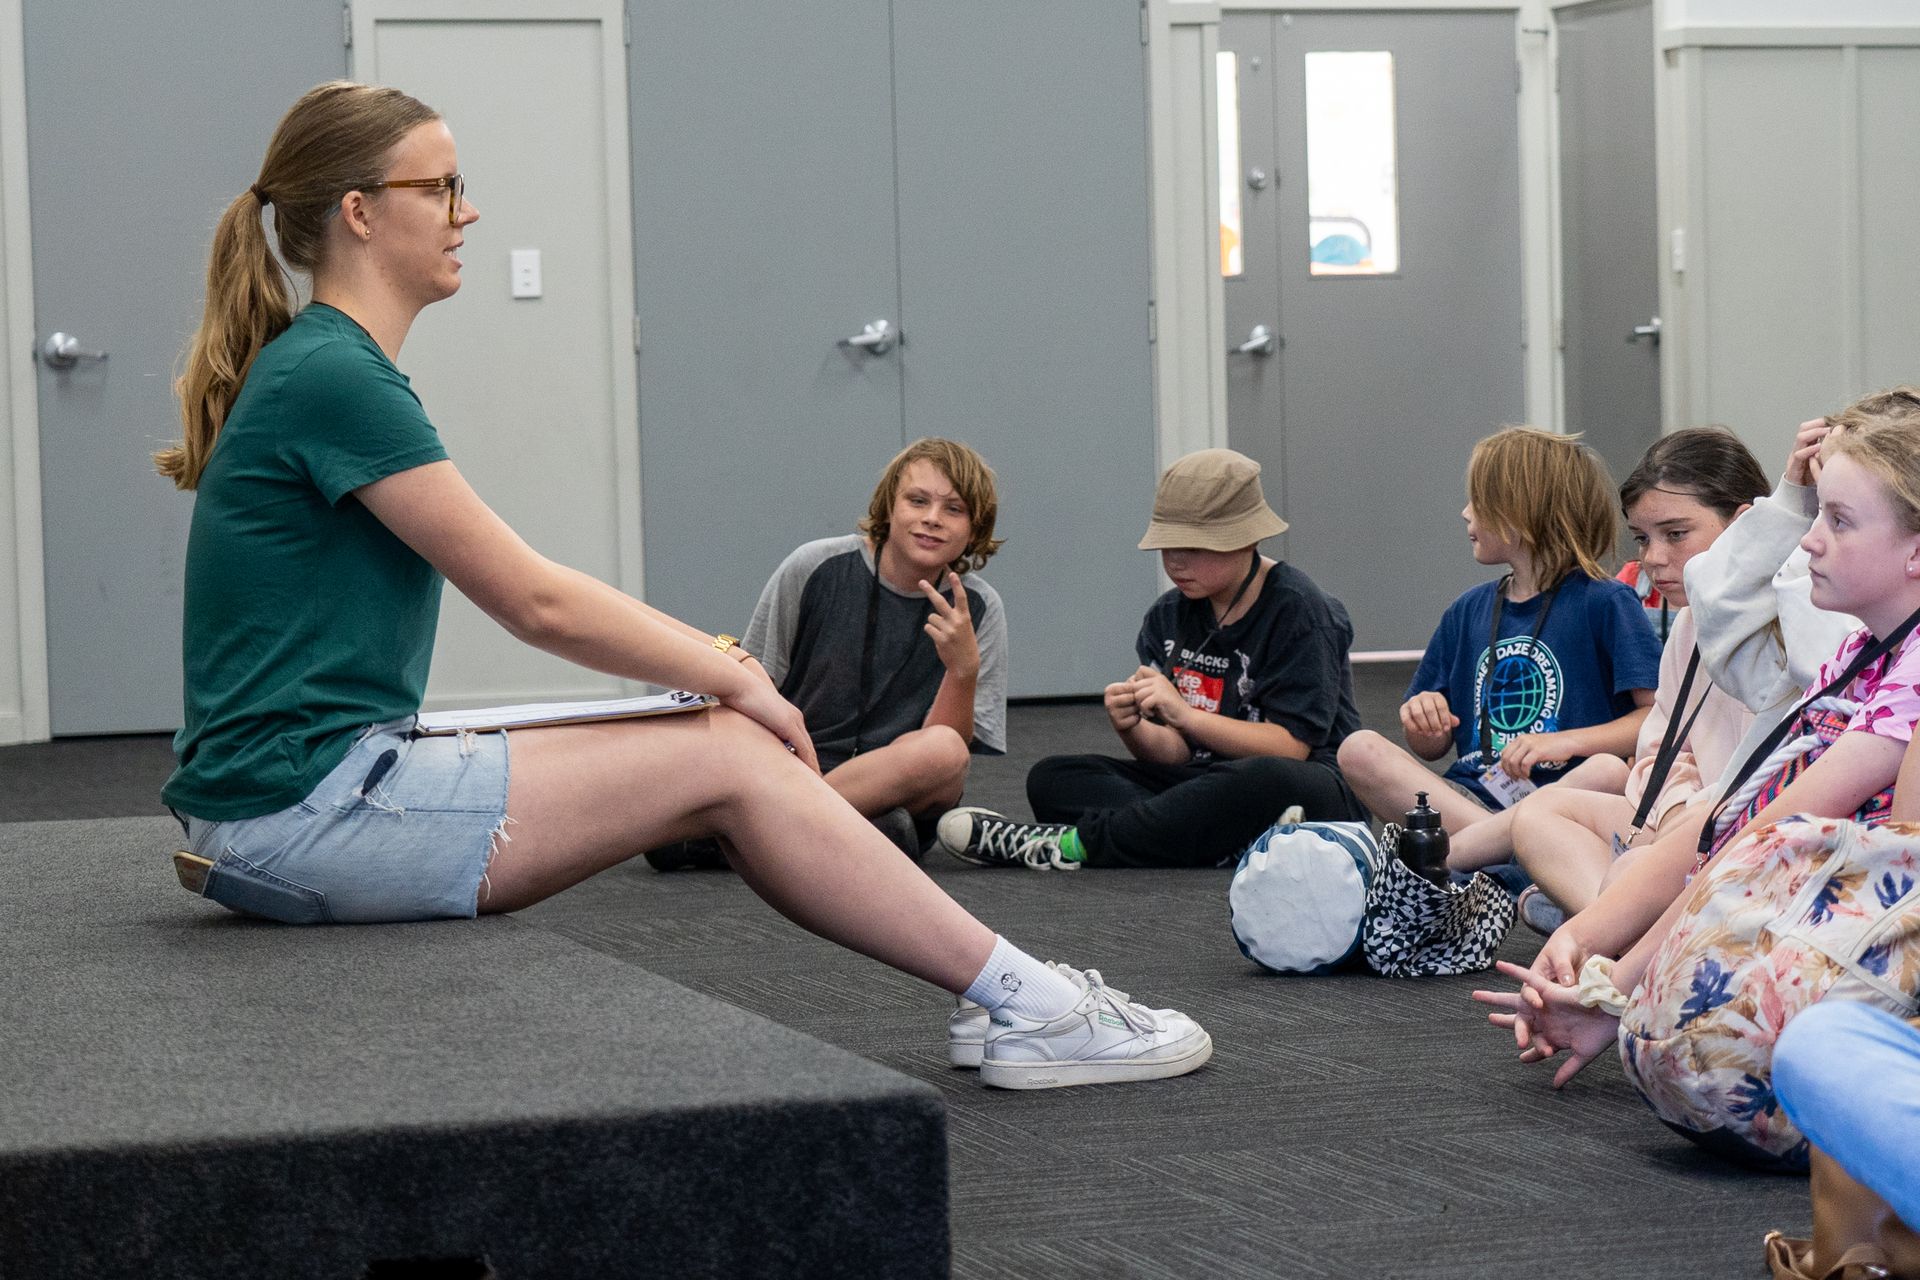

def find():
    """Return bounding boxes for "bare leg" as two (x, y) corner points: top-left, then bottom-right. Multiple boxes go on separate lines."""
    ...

(1336, 729), (1488, 832)
(1447, 753), (1635, 870)
(1445, 808), (1517, 870)
(1508, 787), (1637, 913)
(822, 725), (970, 817)
(480, 708), (995, 993)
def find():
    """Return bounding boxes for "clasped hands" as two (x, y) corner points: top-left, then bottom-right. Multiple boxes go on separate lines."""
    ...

(1104, 665), (1188, 733)
(1471, 938), (1620, 1089)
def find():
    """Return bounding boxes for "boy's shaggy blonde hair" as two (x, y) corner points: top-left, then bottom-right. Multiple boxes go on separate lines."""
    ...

(859, 438), (1006, 574)
(1466, 426), (1617, 586)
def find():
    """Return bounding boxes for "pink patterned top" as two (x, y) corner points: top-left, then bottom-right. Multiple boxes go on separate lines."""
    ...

(1808, 626), (1920, 744)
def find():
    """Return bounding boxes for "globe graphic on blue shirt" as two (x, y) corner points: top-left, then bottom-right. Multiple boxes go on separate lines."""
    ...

(1486, 652), (1548, 734)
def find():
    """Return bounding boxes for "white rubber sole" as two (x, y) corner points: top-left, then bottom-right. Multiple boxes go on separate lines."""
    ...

(978, 1030), (1213, 1090)
(949, 1037), (984, 1069)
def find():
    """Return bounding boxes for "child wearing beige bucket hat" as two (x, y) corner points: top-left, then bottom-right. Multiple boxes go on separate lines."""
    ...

(937, 449), (1368, 870)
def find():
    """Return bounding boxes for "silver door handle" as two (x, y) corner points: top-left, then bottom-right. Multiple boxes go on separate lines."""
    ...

(38, 332), (109, 368)
(1627, 316), (1661, 346)
(1234, 324), (1277, 357)
(839, 320), (895, 355)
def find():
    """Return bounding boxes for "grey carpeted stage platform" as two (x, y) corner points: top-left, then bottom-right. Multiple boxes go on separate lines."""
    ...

(1, 666), (1811, 1278)
(1, 820), (946, 1279)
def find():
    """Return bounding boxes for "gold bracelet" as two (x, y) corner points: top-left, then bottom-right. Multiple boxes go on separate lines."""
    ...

(712, 634), (752, 663)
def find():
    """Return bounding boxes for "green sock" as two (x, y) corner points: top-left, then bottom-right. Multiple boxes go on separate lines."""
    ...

(1057, 828), (1087, 863)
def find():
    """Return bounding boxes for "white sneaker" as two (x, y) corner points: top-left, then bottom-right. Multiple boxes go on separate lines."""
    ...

(979, 971), (1212, 1089)
(946, 962), (1123, 1067)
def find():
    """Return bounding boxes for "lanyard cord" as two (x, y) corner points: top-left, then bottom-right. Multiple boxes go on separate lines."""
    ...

(1186, 550), (1264, 662)
(1625, 646), (1709, 838)
(1696, 603), (1920, 856)
(1478, 575), (1562, 764)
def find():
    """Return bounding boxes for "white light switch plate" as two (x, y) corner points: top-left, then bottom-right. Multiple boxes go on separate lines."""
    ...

(510, 248), (542, 298)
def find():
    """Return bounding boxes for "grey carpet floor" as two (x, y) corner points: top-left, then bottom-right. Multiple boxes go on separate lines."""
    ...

(0, 664), (1810, 1278)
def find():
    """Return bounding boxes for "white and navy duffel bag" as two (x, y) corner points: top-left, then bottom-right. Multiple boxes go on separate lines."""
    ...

(1229, 820), (1381, 975)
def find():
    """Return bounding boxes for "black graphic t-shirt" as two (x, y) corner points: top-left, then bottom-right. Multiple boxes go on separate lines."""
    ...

(1134, 561), (1361, 766)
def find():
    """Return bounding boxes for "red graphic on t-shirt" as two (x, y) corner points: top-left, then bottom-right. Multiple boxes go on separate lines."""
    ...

(1172, 666), (1224, 713)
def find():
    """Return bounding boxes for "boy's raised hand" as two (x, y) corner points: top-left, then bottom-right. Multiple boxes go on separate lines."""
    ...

(1785, 417), (1833, 487)
(1130, 665), (1188, 729)
(919, 572), (979, 678)
(1104, 680), (1142, 731)
(1399, 691), (1458, 742)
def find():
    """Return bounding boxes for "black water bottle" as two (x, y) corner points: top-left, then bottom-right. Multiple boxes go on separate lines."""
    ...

(1399, 791), (1450, 885)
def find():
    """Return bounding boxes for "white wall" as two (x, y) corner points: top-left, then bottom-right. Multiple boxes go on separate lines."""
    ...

(0, 0), (49, 746)
(1656, 4), (1920, 468)
(1665, 0), (1920, 28)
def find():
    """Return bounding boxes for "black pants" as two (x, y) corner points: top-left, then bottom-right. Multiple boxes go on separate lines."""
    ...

(1026, 753), (1364, 869)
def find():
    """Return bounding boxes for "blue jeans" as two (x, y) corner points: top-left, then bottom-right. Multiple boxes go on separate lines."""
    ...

(184, 718), (510, 924)
(1774, 1001), (1920, 1226)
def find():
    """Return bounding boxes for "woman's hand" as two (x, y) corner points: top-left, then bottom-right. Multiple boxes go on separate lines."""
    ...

(720, 679), (820, 773)
(1130, 665), (1190, 730)
(1785, 417), (1833, 487)
(1472, 960), (1620, 1088)
(1498, 730), (1580, 779)
(919, 572), (980, 678)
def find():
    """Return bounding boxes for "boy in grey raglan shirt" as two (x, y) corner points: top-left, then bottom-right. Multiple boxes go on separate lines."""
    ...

(648, 439), (1007, 867)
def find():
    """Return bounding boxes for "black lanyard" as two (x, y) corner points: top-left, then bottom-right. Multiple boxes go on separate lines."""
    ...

(1696, 604), (1920, 856)
(1185, 550), (1264, 662)
(1626, 646), (1709, 838)
(1479, 576), (1562, 763)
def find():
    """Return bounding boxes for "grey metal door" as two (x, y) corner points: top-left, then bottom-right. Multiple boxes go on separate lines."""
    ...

(1225, 10), (1526, 652)
(629, 2), (905, 638)
(1219, 15), (1289, 559)
(25, 1), (342, 733)
(890, 1), (1159, 696)
(1558, 0), (1661, 485)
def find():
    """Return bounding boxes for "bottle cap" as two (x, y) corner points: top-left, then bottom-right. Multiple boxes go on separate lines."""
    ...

(1405, 790), (1443, 830)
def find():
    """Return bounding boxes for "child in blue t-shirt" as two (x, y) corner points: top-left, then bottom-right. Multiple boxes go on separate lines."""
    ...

(1337, 427), (1662, 862)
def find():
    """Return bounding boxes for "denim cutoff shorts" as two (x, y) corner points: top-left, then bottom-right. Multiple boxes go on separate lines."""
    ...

(183, 717), (510, 924)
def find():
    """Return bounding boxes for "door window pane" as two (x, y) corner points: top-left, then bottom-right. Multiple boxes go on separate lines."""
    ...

(1217, 51), (1244, 278)
(1304, 50), (1399, 276)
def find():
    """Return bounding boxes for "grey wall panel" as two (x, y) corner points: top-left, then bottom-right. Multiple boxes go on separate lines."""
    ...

(628, 3), (904, 635)
(26, 0), (344, 733)
(1857, 48), (1920, 396)
(1699, 48), (1848, 462)
(1558, 0), (1661, 491)
(891, 1), (1160, 696)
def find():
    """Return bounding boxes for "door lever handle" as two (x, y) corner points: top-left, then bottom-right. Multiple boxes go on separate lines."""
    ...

(38, 332), (109, 368)
(838, 320), (895, 355)
(1234, 324), (1278, 357)
(1627, 316), (1661, 346)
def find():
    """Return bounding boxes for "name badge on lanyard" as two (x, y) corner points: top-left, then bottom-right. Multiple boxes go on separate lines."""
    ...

(1476, 575), (1559, 809)
(1477, 764), (1536, 809)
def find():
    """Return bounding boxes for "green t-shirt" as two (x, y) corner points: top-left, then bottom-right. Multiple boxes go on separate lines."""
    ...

(162, 303), (450, 820)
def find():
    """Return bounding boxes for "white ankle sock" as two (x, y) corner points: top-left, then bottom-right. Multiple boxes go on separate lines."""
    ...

(964, 936), (1079, 1021)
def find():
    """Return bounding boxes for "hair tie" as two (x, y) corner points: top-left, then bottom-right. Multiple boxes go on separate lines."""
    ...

(250, 183), (271, 206)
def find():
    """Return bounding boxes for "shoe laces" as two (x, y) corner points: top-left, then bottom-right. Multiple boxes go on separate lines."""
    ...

(975, 817), (1066, 863)
(1082, 969), (1166, 1036)
(1018, 832), (1077, 870)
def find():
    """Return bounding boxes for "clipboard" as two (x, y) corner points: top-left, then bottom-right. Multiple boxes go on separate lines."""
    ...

(411, 689), (717, 736)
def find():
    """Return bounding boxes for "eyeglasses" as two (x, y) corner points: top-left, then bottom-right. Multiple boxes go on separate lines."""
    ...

(366, 173), (465, 225)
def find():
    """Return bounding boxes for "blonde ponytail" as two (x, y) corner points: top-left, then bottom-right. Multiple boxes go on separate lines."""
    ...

(157, 189), (294, 489)
(155, 81), (440, 490)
